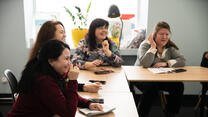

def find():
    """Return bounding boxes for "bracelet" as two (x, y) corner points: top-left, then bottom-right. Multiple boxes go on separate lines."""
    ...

(65, 78), (70, 82)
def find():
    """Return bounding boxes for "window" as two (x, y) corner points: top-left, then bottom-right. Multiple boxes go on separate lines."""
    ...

(25, 0), (148, 49)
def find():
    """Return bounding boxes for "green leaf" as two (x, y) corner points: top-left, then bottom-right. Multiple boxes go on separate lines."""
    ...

(64, 6), (76, 25)
(87, 2), (91, 13)
(64, 2), (92, 29)
(75, 6), (81, 13)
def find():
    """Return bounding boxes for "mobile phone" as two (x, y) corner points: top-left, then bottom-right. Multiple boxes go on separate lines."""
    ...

(89, 80), (106, 85)
(173, 69), (187, 73)
(94, 71), (110, 74)
(89, 98), (104, 104)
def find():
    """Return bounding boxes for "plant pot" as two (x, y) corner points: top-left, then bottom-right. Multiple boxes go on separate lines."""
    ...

(72, 29), (88, 47)
(110, 37), (119, 47)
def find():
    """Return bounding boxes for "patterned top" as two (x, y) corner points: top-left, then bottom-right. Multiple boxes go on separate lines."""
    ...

(72, 39), (124, 69)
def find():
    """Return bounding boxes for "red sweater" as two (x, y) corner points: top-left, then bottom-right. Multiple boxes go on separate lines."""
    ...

(8, 75), (91, 117)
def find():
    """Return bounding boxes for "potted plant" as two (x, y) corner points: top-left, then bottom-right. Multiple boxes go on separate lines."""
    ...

(64, 2), (91, 47)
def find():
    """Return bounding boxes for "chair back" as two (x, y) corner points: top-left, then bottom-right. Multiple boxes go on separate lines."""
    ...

(4, 69), (18, 102)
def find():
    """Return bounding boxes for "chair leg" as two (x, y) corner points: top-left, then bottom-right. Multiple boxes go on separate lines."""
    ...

(160, 91), (167, 110)
(195, 97), (202, 111)
(200, 84), (208, 117)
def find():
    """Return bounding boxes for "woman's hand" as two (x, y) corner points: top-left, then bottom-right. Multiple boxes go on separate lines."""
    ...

(102, 40), (112, 57)
(152, 62), (168, 68)
(67, 64), (79, 80)
(52, 114), (61, 117)
(89, 103), (103, 111)
(92, 59), (103, 66)
(84, 60), (103, 69)
(83, 82), (102, 93)
(102, 40), (109, 50)
(148, 33), (156, 49)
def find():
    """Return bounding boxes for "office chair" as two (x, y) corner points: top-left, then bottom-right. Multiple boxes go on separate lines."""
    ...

(130, 82), (167, 110)
(4, 69), (18, 103)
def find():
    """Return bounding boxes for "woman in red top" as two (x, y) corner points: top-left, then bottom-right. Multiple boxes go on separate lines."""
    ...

(28, 20), (101, 93)
(8, 40), (102, 117)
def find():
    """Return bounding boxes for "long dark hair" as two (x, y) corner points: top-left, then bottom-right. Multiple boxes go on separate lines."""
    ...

(201, 51), (208, 67)
(18, 40), (70, 94)
(85, 18), (111, 51)
(28, 20), (65, 64)
(153, 21), (179, 50)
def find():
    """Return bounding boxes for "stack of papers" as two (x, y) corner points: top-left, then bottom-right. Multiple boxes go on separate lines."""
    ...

(148, 68), (174, 74)
(79, 105), (116, 116)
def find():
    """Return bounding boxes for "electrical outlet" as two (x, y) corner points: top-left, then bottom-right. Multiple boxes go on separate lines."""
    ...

(1, 77), (8, 83)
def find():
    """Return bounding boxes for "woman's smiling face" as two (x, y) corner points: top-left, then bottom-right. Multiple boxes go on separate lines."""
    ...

(95, 25), (108, 41)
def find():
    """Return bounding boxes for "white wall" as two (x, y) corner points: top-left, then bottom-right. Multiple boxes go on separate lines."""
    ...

(0, 0), (29, 93)
(147, 0), (208, 94)
(147, 0), (208, 65)
(0, 0), (208, 94)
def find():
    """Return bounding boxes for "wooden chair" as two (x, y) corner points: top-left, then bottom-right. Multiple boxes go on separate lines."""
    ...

(130, 82), (168, 110)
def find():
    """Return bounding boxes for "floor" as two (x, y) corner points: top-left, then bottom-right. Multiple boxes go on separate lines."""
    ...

(133, 94), (204, 117)
(149, 106), (199, 117)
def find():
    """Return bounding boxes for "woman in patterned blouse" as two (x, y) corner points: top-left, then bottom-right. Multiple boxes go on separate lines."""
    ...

(72, 18), (124, 69)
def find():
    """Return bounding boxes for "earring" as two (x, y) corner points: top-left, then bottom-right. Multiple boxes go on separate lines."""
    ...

(50, 63), (54, 67)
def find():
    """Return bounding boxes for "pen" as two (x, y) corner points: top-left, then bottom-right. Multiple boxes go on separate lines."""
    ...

(63, 70), (69, 78)
(73, 63), (77, 67)
(64, 63), (77, 78)
(101, 68), (114, 72)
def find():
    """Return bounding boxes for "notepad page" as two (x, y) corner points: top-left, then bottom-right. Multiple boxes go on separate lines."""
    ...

(79, 105), (116, 116)
(148, 68), (174, 74)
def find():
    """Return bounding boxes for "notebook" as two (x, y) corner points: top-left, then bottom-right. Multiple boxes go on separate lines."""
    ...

(79, 105), (116, 116)
(148, 68), (174, 74)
